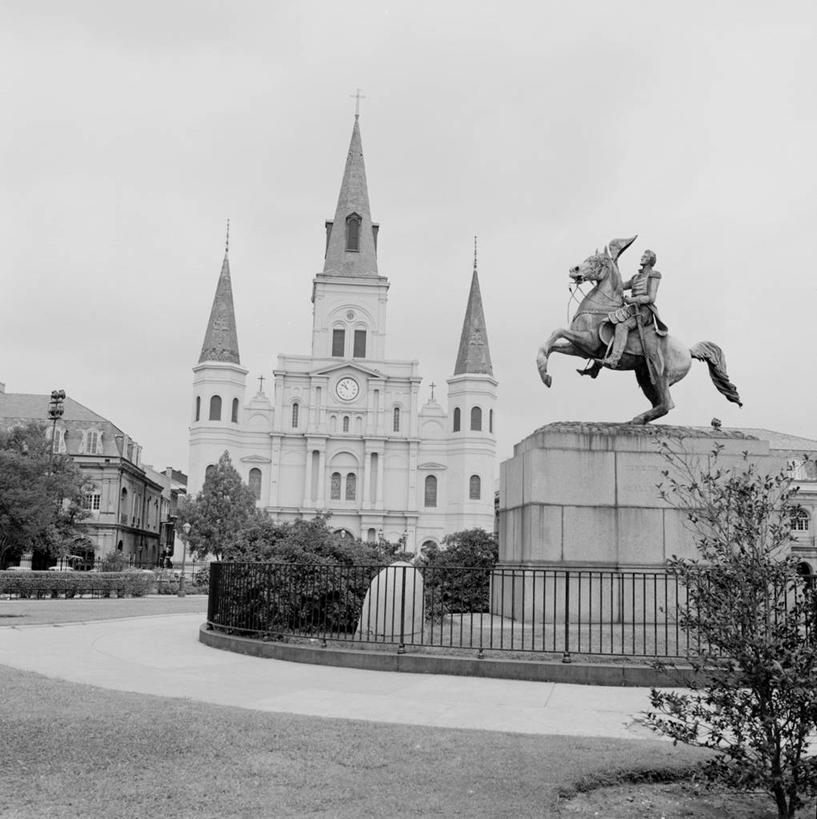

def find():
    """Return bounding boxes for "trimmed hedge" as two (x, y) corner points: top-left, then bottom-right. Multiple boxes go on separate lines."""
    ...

(0, 570), (154, 598)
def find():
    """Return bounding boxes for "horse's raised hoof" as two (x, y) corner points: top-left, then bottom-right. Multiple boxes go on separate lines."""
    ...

(541, 373), (552, 388)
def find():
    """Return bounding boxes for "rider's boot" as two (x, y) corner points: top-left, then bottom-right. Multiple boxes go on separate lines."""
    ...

(577, 361), (602, 378)
(602, 324), (628, 368)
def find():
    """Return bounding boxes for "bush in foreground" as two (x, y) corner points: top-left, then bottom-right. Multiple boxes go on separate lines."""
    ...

(0, 570), (153, 598)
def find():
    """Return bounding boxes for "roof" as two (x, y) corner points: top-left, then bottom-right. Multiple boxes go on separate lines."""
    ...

(732, 428), (817, 453)
(454, 252), (493, 376)
(199, 251), (241, 364)
(322, 117), (380, 278)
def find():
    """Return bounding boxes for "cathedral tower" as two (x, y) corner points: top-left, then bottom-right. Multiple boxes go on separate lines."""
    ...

(445, 240), (498, 531)
(188, 224), (248, 494)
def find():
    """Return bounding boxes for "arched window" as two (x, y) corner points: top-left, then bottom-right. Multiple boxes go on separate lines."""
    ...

(424, 475), (437, 508)
(343, 415), (350, 433)
(353, 329), (366, 358)
(393, 407), (400, 432)
(453, 407), (461, 432)
(794, 510), (811, 532)
(248, 468), (262, 501)
(330, 472), (341, 500)
(469, 474), (481, 500)
(291, 402), (299, 428)
(489, 408), (494, 433)
(470, 406), (482, 431)
(346, 212), (361, 252)
(195, 396), (201, 422)
(367, 528), (377, 543)
(209, 395), (222, 421)
(345, 473), (356, 500)
(332, 328), (345, 357)
(231, 398), (239, 423)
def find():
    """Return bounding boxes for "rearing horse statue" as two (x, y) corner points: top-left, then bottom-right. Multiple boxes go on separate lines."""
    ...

(536, 237), (742, 424)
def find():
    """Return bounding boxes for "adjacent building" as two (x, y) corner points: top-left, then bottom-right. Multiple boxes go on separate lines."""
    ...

(188, 115), (498, 551)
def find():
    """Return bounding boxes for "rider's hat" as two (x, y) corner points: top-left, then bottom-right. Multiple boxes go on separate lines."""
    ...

(607, 235), (637, 261)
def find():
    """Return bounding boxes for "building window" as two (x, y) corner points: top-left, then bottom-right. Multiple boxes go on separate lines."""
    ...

(794, 510), (810, 532)
(205, 464), (215, 481)
(470, 406), (482, 431)
(393, 407), (400, 432)
(346, 212), (361, 252)
(51, 427), (66, 454)
(345, 473), (356, 500)
(332, 328), (345, 357)
(82, 493), (101, 510)
(367, 528), (377, 543)
(342, 415), (350, 432)
(85, 430), (101, 455)
(231, 398), (239, 423)
(469, 475), (481, 500)
(453, 407), (461, 432)
(489, 409), (494, 433)
(248, 468), (262, 501)
(209, 395), (222, 421)
(424, 475), (437, 507)
(291, 402), (299, 428)
(353, 329), (366, 358)
(330, 472), (341, 500)
(195, 396), (201, 422)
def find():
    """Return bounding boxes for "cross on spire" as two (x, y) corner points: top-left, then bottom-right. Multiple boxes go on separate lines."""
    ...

(225, 217), (230, 254)
(350, 88), (366, 119)
(429, 382), (436, 401)
(473, 235), (478, 272)
(257, 373), (265, 393)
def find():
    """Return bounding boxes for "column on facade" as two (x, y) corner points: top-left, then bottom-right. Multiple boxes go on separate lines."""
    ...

(269, 436), (282, 507)
(375, 446), (384, 508)
(407, 440), (419, 510)
(409, 380), (420, 438)
(317, 447), (327, 506)
(303, 442), (313, 507)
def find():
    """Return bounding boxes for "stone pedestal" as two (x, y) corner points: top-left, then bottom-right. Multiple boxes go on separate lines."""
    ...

(499, 422), (775, 570)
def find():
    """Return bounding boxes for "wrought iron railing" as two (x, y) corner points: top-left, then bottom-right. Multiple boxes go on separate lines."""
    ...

(206, 562), (702, 660)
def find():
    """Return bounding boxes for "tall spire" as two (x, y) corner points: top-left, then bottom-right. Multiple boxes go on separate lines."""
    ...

(322, 117), (379, 278)
(199, 220), (240, 364)
(454, 237), (493, 376)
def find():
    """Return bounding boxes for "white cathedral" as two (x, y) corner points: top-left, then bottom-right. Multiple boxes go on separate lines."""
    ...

(188, 115), (497, 552)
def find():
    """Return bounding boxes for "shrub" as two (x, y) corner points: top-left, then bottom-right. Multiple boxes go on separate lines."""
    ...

(0, 570), (153, 598)
(99, 551), (129, 572)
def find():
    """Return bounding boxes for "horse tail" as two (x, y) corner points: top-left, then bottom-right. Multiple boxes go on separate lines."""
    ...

(690, 341), (743, 407)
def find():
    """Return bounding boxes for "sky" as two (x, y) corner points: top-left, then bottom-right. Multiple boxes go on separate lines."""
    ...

(2, 0), (816, 472)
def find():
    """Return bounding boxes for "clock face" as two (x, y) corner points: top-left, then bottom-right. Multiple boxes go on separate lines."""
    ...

(336, 377), (359, 401)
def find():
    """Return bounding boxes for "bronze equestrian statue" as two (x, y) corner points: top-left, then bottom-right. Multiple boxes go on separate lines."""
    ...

(536, 236), (742, 425)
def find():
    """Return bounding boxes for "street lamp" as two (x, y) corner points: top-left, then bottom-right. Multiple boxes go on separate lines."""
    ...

(47, 389), (66, 472)
(178, 522), (191, 598)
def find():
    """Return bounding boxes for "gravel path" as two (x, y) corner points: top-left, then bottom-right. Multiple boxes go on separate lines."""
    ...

(0, 595), (208, 626)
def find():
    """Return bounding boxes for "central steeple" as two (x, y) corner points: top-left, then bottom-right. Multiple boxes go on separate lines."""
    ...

(322, 116), (379, 278)
(199, 221), (240, 364)
(454, 238), (493, 376)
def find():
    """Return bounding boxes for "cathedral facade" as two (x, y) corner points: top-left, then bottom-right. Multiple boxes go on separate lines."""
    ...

(188, 116), (497, 551)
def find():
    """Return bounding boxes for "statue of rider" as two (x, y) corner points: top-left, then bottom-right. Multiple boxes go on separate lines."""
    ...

(603, 249), (668, 368)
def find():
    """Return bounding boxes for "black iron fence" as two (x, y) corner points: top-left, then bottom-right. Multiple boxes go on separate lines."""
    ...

(207, 562), (704, 660)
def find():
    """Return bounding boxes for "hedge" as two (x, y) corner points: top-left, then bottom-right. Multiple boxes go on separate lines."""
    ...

(0, 570), (154, 598)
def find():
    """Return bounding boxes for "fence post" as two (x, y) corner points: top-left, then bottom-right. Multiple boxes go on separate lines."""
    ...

(397, 565), (407, 654)
(562, 570), (572, 663)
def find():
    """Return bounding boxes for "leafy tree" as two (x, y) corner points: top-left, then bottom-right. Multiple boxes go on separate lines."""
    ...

(177, 451), (260, 560)
(0, 421), (90, 568)
(647, 443), (817, 819)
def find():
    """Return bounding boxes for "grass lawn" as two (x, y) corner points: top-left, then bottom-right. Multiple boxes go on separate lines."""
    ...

(0, 662), (707, 819)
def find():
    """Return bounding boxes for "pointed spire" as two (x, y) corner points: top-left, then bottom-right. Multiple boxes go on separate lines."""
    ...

(454, 237), (493, 376)
(199, 220), (240, 364)
(322, 117), (379, 277)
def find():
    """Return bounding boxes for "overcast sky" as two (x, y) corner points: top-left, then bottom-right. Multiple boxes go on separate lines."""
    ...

(2, 1), (816, 472)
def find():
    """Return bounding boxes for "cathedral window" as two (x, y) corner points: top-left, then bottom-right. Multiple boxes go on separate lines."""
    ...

(453, 407), (461, 432)
(393, 407), (400, 432)
(332, 328), (346, 357)
(291, 402), (300, 428)
(367, 528), (377, 543)
(343, 415), (350, 433)
(353, 329), (367, 358)
(231, 398), (239, 423)
(209, 395), (222, 421)
(345, 473), (356, 500)
(330, 472), (341, 500)
(424, 475), (437, 508)
(470, 406), (482, 431)
(248, 468), (262, 501)
(345, 212), (361, 252)
(195, 396), (201, 422)
(489, 408), (494, 433)
(205, 465), (215, 481)
(469, 475), (481, 500)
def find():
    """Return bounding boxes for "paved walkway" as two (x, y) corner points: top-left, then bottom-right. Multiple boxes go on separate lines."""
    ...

(0, 613), (662, 740)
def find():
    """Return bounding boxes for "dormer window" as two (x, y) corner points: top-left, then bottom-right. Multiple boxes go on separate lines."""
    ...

(345, 213), (361, 252)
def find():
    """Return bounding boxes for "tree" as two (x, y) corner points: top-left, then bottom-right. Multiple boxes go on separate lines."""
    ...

(177, 451), (260, 560)
(0, 421), (90, 568)
(647, 443), (817, 819)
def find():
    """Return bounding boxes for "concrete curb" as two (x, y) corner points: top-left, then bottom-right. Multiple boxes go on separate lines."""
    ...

(199, 625), (693, 687)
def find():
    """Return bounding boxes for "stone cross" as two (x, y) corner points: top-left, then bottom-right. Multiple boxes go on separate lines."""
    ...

(350, 88), (366, 118)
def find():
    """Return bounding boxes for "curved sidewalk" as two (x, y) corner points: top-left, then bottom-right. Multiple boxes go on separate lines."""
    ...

(0, 613), (660, 739)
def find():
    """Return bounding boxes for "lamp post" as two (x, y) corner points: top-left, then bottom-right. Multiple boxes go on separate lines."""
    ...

(47, 389), (66, 472)
(178, 522), (190, 597)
